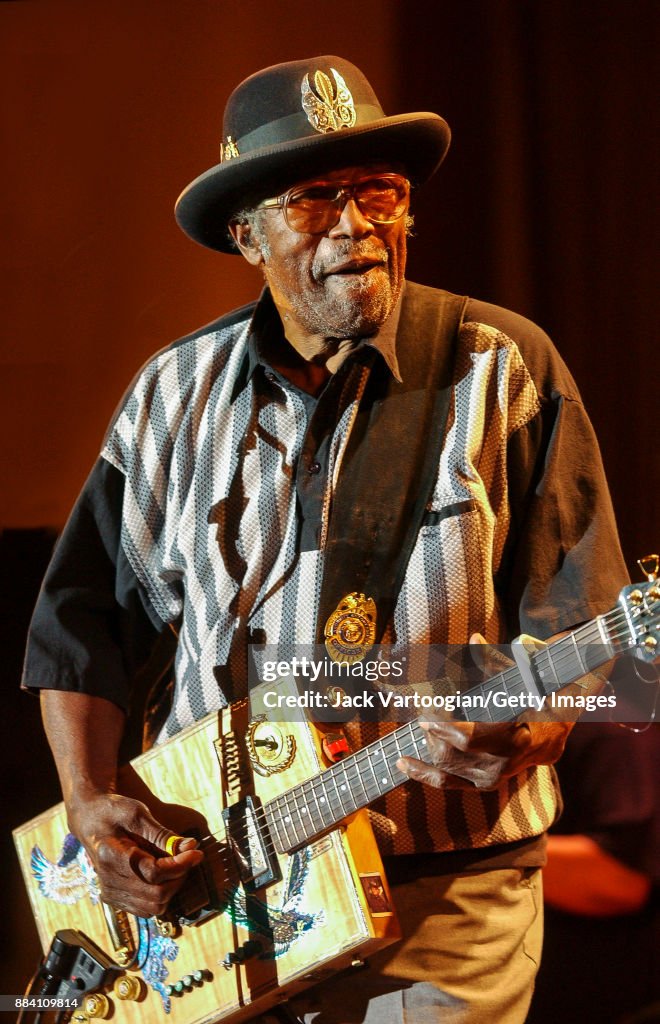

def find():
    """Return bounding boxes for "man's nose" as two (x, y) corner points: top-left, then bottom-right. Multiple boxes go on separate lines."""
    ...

(328, 198), (374, 239)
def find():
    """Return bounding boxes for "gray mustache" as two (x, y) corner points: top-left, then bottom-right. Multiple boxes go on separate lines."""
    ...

(316, 242), (389, 276)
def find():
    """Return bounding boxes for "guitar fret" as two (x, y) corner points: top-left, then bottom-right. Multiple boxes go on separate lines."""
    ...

(309, 775), (336, 828)
(548, 640), (579, 687)
(407, 723), (425, 760)
(470, 704), (493, 723)
(303, 782), (325, 835)
(392, 730), (404, 761)
(264, 801), (285, 852)
(535, 647), (560, 696)
(594, 613), (615, 651)
(578, 620), (602, 646)
(399, 722), (430, 763)
(318, 769), (342, 818)
(352, 754), (372, 804)
(355, 750), (379, 801)
(365, 746), (387, 795)
(371, 747), (392, 792)
(395, 724), (423, 759)
(335, 761), (359, 814)
(336, 759), (358, 807)
(295, 793), (312, 843)
(327, 764), (351, 817)
(367, 749), (381, 795)
(260, 582), (657, 854)
(282, 790), (305, 848)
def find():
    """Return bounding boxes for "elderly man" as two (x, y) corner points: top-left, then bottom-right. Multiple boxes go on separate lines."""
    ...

(24, 56), (628, 1023)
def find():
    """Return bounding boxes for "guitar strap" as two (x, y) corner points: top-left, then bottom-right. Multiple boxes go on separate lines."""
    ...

(317, 283), (468, 647)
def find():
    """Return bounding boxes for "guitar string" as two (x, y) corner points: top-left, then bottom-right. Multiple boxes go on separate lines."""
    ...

(162, 726), (423, 905)
(167, 721), (425, 878)
(192, 606), (653, 856)
(230, 614), (646, 856)
(168, 629), (659, 900)
(166, 604), (654, 868)
(201, 722), (422, 860)
(155, 602), (659, 918)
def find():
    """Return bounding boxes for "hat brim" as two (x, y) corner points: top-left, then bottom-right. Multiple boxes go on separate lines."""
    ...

(174, 112), (450, 253)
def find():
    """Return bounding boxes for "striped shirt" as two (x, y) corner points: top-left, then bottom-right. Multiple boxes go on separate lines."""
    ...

(24, 282), (628, 854)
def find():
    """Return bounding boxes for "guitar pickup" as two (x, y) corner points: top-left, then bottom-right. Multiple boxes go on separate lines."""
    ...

(222, 796), (280, 890)
(168, 833), (225, 927)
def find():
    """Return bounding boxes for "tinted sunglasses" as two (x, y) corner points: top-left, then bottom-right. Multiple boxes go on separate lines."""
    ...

(258, 173), (410, 234)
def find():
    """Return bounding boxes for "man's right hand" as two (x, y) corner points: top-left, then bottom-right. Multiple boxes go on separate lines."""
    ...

(67, 789), (204, 918)
(40, 689), (203, 919)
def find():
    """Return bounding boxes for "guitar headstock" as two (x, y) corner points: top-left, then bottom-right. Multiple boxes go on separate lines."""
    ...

(618, 560), (660, 662)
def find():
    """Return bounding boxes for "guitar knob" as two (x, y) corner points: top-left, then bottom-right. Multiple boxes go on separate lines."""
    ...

(114, 975), (144, 1001)
(82, 993), (111, 1019)
(155, 917), (179, 938)
(643, 635), (657, 653)
(165, 980), (187, 997)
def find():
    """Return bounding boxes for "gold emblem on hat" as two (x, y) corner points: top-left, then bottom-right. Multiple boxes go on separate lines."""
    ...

(324, 592), (376, 664)
(301, 68), (357, 134)
(221, 135), (240, 162)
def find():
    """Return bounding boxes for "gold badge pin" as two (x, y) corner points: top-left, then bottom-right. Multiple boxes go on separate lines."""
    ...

(324, 592), (377, 664)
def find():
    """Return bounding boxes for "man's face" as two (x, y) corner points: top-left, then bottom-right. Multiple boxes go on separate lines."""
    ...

(235, 165), (409, 341)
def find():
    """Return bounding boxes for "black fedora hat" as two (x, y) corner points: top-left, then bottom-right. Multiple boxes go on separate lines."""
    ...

(175, 55), (451, 254)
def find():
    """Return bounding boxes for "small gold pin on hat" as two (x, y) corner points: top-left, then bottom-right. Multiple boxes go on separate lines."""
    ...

(221, 135), (240, 162)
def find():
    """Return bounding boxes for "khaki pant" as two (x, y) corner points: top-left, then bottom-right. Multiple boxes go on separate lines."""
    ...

(282, 867), (543, 1024)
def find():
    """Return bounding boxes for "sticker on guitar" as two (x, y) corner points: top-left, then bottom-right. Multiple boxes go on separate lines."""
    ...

(30, 836), (322, 1011)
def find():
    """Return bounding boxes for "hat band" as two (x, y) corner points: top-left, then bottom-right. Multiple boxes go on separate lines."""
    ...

(230, 103), (384, 156)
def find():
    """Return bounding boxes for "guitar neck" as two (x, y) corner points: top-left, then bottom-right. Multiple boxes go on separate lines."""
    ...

(264, 719), (426, 854)
(456, 614), (615, 724)
(263, 604), (629, 855)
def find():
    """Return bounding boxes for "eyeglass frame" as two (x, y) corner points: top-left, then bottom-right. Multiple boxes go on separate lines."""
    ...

(256, 172), (411, 234)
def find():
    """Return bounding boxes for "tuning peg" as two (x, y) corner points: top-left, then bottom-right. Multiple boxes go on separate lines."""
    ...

(637, 554), (659, 582)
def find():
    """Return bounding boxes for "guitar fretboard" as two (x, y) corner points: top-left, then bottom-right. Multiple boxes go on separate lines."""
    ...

(457, 616), (614, 723)
(265, 721), (426, 853)
(264, 601), (636, 854)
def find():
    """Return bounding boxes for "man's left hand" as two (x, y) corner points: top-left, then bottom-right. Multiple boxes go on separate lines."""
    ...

(397, 717), (572, 790)
(396, 633), (572, 790)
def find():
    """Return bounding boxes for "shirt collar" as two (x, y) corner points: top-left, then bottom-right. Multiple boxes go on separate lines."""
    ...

(365, 283), (404, 383)
(242, 283), (405, 390)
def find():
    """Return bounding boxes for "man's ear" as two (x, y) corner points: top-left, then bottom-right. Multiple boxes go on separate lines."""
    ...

(229, 220), (265, 266)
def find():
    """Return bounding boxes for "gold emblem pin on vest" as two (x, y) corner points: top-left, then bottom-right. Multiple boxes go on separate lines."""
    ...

(324, 592), (377, 664)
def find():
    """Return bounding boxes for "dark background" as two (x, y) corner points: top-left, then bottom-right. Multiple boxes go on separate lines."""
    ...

(1, 0), (658, 1004)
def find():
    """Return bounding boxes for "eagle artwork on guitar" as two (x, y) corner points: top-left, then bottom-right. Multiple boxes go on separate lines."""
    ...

(14, 574), (660, 1024)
